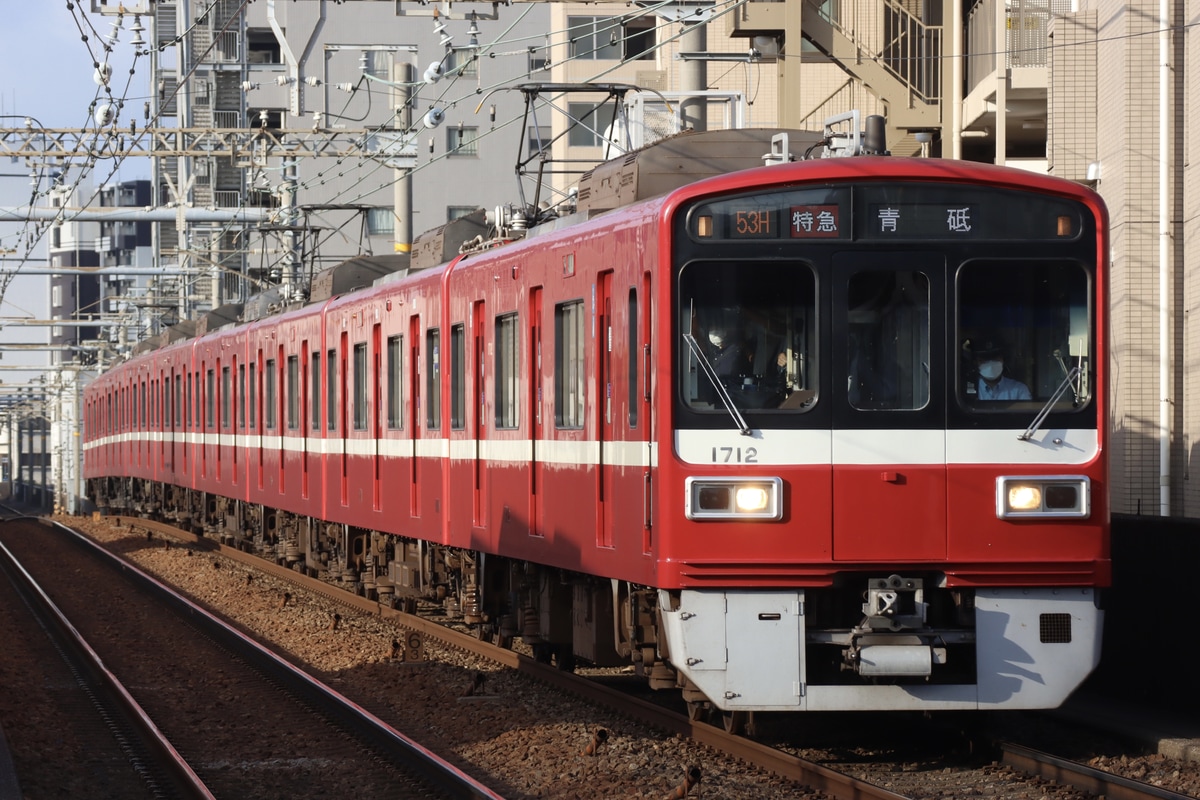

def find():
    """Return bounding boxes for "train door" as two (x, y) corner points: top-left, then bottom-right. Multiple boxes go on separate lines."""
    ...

(832, 257), (947, 560)
(372, 324), (382, 510)
(529, 287), (543, 537)
(472, 301), (486, 528)
(408, 316), (421, 517)
(301, 342), (310, 500)
(597, 271), (613, 548)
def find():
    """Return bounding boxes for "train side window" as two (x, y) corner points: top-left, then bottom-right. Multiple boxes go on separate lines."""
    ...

(206, 369), (215, 430)
(451, 324), (466, 430)
(222, 366), (232, 429)
(628, 289), (638, 428)
(495, 313), (519, 429)
(287, 355), (300, 430)
(311, 352), (321, 431)
(326, 349), (337, 431)
(387, 334), (403, 429)
(353, 343), (368, 430)
(957, 260), (1091, 410)
(265, 359), (277, 429)
(555, 300), (586, 428)
(238, 366), (246, 429)
(426, 328), (441, 429)
(249, 361), (257, 429)
(846, 270), (930, 411)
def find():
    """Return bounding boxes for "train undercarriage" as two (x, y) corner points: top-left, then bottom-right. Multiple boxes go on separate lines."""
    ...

(87, 475), (1097, 727)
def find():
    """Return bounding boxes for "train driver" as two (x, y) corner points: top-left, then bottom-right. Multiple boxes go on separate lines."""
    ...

(973, 341), (1032, 401)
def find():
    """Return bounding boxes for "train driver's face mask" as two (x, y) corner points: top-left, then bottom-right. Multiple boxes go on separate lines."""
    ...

(979, 360), (1003, 381)
(708, 330), (727, 347)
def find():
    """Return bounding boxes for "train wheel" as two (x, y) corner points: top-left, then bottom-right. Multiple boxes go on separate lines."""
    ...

(686, 700), (709, 723)
(721, 710), (750, 736)
(532, 643), (554, 665)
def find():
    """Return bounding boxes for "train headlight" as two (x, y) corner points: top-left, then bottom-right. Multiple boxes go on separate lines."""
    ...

(686, 477), (782, 520)
(996, 476), (1090, 519)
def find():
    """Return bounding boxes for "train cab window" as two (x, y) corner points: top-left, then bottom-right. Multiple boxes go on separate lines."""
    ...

(387, 335), (403, 429)
(555, 300), (586, 428)
(846, 270), (930, 411)
(495, 314), (519, 429)
(957, 260), (1091, 411)
(353, 343), (368, 430)
(426, 329), (442, 429)
(679, 262), (817, 412)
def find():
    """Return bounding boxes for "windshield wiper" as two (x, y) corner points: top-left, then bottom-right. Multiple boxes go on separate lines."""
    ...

(682, 333), (751, 435)
(1019, 365), (1081, 441)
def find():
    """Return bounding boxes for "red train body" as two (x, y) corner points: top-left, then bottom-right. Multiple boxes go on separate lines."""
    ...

(85, 143), (1109, 719)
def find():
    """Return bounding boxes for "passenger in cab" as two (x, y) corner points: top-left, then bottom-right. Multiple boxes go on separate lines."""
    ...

(973, 341), (1031, 401)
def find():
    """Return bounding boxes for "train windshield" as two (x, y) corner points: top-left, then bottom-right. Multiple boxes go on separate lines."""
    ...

(679, 261), (817, 412)
(956, 260), (1092, 411)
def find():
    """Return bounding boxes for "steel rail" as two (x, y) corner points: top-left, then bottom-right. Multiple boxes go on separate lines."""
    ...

(0, 521), (215, 800)
(1002, 742), (1195, 800)
(111, 514), (911, 800)
(48, 517), (506, 800)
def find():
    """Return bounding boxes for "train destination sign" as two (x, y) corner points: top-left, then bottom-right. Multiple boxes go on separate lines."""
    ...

(688, 183), (1084, 242)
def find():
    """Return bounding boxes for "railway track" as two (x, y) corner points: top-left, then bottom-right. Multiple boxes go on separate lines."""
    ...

(0, 515), (502, 799)
(61, 513), (1196, 800)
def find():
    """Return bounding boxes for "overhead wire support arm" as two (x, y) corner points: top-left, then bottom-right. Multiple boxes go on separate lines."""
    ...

(0, 127), (388, 160)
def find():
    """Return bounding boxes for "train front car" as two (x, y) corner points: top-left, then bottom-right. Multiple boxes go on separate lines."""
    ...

(655, 157), (1109, 715)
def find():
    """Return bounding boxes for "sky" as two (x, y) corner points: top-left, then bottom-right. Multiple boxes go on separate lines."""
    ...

(0, 4), (151, 374)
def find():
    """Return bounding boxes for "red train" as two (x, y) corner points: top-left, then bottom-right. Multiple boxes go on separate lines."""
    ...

(84, 118), (1109, 726)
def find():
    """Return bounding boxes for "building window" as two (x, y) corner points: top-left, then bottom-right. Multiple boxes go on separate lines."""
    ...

(623, 16), (656, 60)
(51, 285), (62, 308)
(364, 49), (392, 79)
(567, 16), (622, 59)
(446, 125), (479, 156)
(567, 15), (656, 60)
(246, 29), (282, 64)
(367, 207), (395, 235)
(495, 313), (519, 429)
(447, 205), (478, 222)
(555, 300), (586, 428)
(353, 342), (368, 430)
(446, 47), (478, 78)
(527, 125), (551, 158)
(568, 102), (617, 147)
